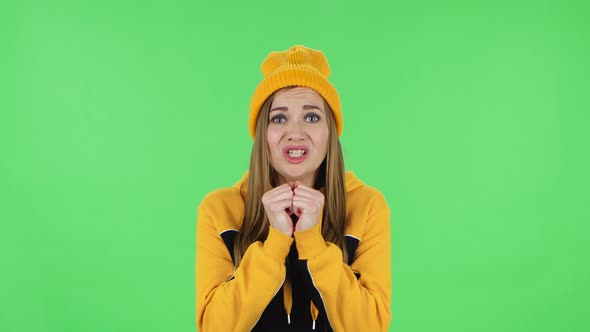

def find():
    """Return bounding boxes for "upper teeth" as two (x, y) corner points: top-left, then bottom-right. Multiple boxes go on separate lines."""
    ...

(288, 149), (305, 157)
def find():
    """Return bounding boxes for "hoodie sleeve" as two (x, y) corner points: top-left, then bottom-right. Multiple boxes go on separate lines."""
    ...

(195, 192), (294, 331)
(293, 191), (392, 332)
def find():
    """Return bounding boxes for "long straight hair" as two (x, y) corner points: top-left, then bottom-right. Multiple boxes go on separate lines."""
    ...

(233, 87), (347, 267)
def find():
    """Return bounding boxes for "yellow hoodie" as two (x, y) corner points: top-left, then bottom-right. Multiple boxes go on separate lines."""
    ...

(195, 171), (391, 331)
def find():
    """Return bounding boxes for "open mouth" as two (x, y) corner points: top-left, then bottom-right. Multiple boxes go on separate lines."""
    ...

(287, 149), (306, 158)
(282, 146), (309, 163)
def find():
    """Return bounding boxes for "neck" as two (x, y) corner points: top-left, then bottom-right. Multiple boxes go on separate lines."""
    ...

(276, 173), (316, 187)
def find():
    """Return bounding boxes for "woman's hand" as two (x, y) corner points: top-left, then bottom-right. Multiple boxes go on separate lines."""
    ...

(261, 183), (295, 236)
(292, 181), (325, 232)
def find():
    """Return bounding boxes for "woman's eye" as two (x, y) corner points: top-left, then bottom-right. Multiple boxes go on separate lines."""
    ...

(270, 115), (286, 123)
(305, 113), (320, 122)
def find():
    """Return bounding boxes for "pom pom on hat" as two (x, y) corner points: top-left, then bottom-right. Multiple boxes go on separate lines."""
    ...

(249, 45), (342, 138)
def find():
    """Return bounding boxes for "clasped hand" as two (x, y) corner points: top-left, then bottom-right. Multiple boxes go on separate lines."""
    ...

(261, 181), (324, 237)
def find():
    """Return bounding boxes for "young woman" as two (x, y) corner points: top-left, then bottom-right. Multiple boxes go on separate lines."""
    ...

(196, 45), (391, 331)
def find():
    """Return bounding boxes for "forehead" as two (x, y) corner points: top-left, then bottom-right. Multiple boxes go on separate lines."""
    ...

(272, 87), (324, 105)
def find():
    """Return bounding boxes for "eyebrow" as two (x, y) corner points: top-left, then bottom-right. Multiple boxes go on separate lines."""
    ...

(270, 105), (324, 113)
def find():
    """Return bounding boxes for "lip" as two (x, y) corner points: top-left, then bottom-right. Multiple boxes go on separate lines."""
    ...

(282, 145), (309, 164)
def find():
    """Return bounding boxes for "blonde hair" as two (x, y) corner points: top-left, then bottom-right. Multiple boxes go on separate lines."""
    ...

(233, 87), (347, 266)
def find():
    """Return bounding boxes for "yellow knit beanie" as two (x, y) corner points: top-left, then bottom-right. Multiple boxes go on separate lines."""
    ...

(249, 45), (342, 138)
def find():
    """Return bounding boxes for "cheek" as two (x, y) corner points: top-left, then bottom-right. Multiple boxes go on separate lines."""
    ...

(267, 127), (279, 145)
(266, 128), (281, 157)
(312, 128), (330, 153)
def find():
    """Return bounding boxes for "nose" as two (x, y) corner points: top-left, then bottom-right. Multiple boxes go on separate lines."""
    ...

(286, 119), (306, 141)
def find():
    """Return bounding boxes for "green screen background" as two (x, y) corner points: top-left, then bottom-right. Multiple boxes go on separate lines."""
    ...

(2, 0), (589, 331)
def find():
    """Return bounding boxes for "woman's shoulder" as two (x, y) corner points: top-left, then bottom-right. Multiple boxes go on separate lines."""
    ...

(345, 171), (389, 210)
(197, 175), (246, 232)
(344, 171), (390, 238)
(200, 187), (244, 207)
(199, 172), (247, 208)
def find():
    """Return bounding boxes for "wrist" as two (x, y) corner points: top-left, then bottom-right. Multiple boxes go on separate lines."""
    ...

(263, 225), (294, 262)
(293, 223), (326, 260)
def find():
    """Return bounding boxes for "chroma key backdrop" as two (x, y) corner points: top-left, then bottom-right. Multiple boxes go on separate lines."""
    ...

(1, 0), (589, 331)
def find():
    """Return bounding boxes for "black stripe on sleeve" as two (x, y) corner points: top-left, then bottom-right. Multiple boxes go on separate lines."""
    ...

(220, 230), (238, 265)
(344, 235), (360, 266)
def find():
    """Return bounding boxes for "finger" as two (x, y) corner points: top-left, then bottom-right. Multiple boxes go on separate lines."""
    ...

(269, 198), (295, 212)
(263, 185), (293, 201)
(266, 189), (294, 202)
(286, 206), (303, 217)
(293, 187), (324, 200)
(292, 196), (323, 211)
(271, 183), (294, 194)
(292, 196), (318, 205)
(293, 183), (319, 193)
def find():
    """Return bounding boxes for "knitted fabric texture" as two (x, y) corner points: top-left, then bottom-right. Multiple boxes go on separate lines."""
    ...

(249, 45), (342, 138)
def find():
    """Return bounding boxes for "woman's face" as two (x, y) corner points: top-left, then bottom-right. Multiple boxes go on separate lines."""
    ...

(267, 87), (329, 187)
